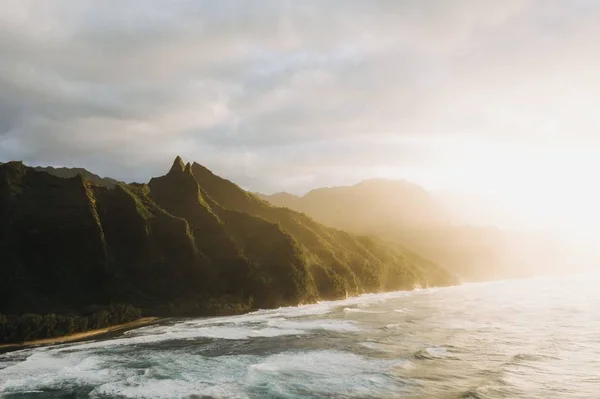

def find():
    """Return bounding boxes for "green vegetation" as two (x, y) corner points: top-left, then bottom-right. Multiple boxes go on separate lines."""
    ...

(33, 166), (120, 188)
(0, 157), (456, 344)
(0, 304), (141, 343)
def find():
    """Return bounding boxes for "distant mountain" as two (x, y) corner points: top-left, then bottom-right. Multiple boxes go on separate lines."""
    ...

(0, 158), (454, 343)
(260, 180), (565, 281)
(33, 166), (120, 188)
(259, 179), (451, 231)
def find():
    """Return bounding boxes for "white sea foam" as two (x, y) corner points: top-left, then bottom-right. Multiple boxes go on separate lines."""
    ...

(256, 289), (413, 319)
(177, 325), (306, 340)
(1, 347), (257, 398)
(391, 359), (415, 371)
(360, 341), (394, 352)
(0, 289), (420, 396)
(343, 307), (385, 314)
(246, 350), (400, 397)
(424, 346), (447, 357)
(91, 376), (249, 399)
(3, 276), (600, 398)
(0, 351), (117, 393)
(1, 347), (400, 398)
(414, 346), (448, 360)
(271, 318), (359, 332)
(384, 323), (403, 330)
(57, 324), (307, 352)
(110, 294), (390, 346)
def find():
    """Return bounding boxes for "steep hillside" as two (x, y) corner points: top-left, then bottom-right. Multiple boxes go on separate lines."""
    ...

(0, 158), (455, 343)
(192, 163), (452, 295)
(33, 166), (120, 188)
(259, 180), (561, 281)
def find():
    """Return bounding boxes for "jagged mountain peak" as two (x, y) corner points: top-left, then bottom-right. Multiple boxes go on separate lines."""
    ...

(191, 162), (214, 176)
(169, 156), (186, 174)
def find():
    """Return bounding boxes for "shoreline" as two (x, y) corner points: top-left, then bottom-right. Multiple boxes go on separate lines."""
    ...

(0, 283), (461, 354)
(0, 317), (160, 352)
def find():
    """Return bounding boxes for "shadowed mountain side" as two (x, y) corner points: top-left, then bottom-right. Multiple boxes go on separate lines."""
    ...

(0, 158), (455, 342)
(33, 166), (120, 188)
(0, 162), (109, 314)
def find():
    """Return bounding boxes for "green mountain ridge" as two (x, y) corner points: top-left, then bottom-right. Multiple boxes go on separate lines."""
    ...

(33, 166), (120, 188)
(0, 158), (454, 343)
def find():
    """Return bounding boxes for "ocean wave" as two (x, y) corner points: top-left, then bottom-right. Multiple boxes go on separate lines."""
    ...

(3, 275), (599, 398)
(384, 323), (402, 330)
(343, 307), (385, 314)
(246, 350), (401, 397)
(270, 318), (359, 332)
(1, 347), (402, 398)
(413, 346), (449, 360)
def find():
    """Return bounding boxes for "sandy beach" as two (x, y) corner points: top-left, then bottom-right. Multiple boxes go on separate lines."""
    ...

(0, 317), (160, 352)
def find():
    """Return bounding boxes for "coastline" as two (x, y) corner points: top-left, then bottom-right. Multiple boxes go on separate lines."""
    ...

(0, 317), (160, 352)
(0, 283), (459, 354)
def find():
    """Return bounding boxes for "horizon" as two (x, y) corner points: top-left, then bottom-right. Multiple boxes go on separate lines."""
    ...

(3, 155), (593, 247)
(1, 1), (599, 242)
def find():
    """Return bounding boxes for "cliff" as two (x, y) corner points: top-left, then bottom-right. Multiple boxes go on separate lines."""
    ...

(0, 158), (455, 342)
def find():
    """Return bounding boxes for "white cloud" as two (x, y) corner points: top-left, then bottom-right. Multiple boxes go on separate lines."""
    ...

(0, 0), (599, 206)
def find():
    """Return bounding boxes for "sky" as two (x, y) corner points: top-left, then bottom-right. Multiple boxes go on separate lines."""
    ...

(1, 0), (600, 237)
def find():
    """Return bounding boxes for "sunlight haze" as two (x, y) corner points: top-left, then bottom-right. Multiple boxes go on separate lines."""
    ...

(0, 1), (599, 242)
(2, 2), (600, 398)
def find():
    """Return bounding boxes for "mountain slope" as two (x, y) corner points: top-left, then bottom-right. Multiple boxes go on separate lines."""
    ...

(259, 180), (558, 281)
(33, 166), (120, 188)
(0, 158), (454, 342)
(259, 179), (450, 232)
(192, 163), (453, 295)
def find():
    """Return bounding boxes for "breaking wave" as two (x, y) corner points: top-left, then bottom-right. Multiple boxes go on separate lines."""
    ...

(2, 273), (599, 398)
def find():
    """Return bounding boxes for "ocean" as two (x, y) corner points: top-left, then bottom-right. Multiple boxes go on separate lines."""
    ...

(1, 273), (599, 398)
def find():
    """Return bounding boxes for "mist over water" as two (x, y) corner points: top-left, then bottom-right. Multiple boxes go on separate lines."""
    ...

(1, 273), (599, 398)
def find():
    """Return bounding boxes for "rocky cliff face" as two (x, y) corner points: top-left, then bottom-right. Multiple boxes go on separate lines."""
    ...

(0, 158), (455, 318)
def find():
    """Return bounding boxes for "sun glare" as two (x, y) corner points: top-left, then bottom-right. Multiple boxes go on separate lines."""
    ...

(436, 138), (600, 240)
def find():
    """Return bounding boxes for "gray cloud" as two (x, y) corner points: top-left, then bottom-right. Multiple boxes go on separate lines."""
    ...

(1, 0), (599, 194)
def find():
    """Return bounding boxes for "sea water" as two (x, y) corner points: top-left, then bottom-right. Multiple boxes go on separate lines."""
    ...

(1, 273), (599, 398)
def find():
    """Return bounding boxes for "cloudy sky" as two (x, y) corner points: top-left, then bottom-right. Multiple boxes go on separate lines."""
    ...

(1, 0), (600, 234)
